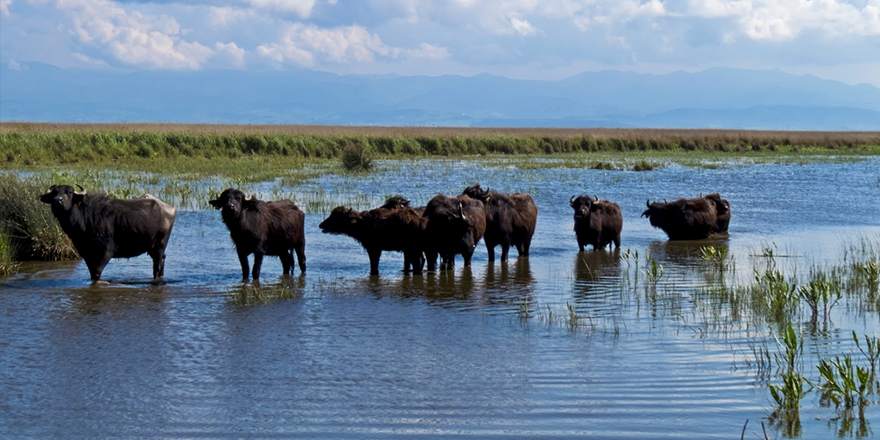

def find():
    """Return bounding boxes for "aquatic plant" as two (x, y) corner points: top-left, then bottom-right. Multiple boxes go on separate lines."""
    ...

(226, 280), (302, 306)
(643, 254), (664, 286)
(341, 142), (374, 172)
(700, 245), (730, 272)
(0, 173), (78, 262)
(797, 269), (841, 322)
(0, 230), (20, 276)
(768, 323), (810, 437)
(817, 355), (871, 411)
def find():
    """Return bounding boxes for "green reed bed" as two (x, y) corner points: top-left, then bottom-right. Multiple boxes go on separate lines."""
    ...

(2, 128), (879, 167)
(0, 173), (77, 267)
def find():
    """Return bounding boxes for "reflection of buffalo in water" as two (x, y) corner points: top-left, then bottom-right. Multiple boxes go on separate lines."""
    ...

(461, 184), (537, 262)
(646, 238), (729, 266)
(484, 259), (535, 288)
(641, 193), (730, 240)
(570, 195), (622, 251)
(574, 248), (621, 282)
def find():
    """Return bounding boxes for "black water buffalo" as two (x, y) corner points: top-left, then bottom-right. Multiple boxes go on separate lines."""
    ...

(641, 193), (731, 240)
(570, 195), (622, 251)
(423, 193), (486, 270)
(40, 185), (176, 283)
(461, 184), (537, 262)
(319, 196), (427, 276)
(209, 188), (305, 280)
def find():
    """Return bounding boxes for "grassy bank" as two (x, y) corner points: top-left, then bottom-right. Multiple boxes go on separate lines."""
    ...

(2, 124), (879, 167)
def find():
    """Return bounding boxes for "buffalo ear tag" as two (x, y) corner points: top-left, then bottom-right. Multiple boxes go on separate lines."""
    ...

(447, 215), (454, 220)
(350, 219), (357, 224)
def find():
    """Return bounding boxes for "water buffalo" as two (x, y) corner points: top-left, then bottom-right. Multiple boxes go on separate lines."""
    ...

(423, 193), (486, 270)
(570, 195), (622, 251)
(319, 196), (427, 276)
(209, 188), (305, 281)
(641, 193), (731, 240)
(461, 184), (537, 262)
(40, 185), (176, 283)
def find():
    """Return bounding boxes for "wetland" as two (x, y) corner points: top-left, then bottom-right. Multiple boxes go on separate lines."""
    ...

(1, 127), (880, 439)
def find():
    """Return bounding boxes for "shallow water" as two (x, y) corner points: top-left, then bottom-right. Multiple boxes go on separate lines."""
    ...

(2, 157), (880, 439)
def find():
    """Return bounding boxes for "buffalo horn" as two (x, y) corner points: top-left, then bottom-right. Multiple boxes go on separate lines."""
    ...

(458, 202), (466, 221)
(74, 184), (86, 196)
(245, 194), (255, 201)
(570, 196), (576, 206)
(594, 194), (599, 202)
(483, 186), (490, 197)
(646, 199), (651, 208)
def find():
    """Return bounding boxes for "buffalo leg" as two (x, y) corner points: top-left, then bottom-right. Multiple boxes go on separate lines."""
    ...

(237, 250), (251, 281)
(150, 248), (167, 280)
(294, 244), (306, 274)
(486, 242), (495, 262)
(425, 251), (438, 271)
(500, 241), (510, 262)
(521, 238), (531, 256)
(88, 249), (113, 283)
(367, 248), (382, 276)
(405, 250), (423, 275)
(613, 233), (621, 249)
(462, 249), (474, 267)
(251, 252), (265, 280)
(280, 250), (293, 275)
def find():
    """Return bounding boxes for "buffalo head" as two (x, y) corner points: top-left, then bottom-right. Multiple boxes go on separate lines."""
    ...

(319, 206), (362, 235)
(570, 195), (598, 219)
(209, 188), (259, 221)
(40, 184), (87, 211)
(461, 184), (490, 202)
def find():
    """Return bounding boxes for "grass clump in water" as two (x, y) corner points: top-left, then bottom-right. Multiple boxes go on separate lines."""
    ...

(0, 173), (78, 264)
(341, 142), (374, 172)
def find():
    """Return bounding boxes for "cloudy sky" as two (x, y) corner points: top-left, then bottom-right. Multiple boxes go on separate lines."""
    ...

(1, 0), (879, 87)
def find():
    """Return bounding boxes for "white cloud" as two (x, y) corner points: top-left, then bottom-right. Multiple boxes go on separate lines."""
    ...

(509, 14), (537, 36)
(245, 0), (315, 18)
(404, 42), (449, 60)
(1, 0), (11, 17)
(57, 0), (214, 69)
(257, 23), (393, 65)
(214, 41), (246, 67)
(207, 6), (251, 28)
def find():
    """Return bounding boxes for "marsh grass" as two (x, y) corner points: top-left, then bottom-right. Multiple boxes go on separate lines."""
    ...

(0, 173), (77, 262)
(0, 230), (20, 276)
(768, 323), (810, 437)
(341, 142), (374, 172)
(2, 125), (878, 168)
(225, 280), (303, 306)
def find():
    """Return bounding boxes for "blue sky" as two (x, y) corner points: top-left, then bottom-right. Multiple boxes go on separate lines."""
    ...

(2, 0), (879, 87)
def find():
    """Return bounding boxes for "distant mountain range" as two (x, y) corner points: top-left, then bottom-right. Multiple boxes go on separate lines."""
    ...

(2, 63), (879, 130)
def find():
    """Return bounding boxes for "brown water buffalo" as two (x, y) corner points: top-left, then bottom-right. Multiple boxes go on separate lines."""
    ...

(462, 184), (537, 262)
(40, 185), (176, 283)
(641, 193), (731, 240)
(319, 196), (427, 276)
(570, 195), (622, 251)
(209, 188), (306, 280)
(423, 193), (486, 270)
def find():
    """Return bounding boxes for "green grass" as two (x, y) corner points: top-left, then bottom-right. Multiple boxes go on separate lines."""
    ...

(2, 128), (879, 169)
(0, 173), (78, 264)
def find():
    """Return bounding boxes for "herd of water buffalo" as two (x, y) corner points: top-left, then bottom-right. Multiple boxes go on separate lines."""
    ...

(38, 184), (731, 283)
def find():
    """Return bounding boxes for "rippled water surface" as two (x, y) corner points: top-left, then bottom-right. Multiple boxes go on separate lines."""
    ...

(2, 157), (880, 439)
